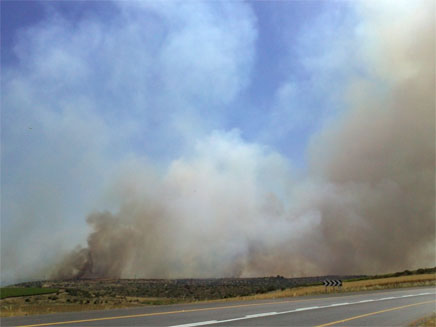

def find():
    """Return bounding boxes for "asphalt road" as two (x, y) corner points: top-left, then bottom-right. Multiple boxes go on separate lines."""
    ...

(2, 287), (435, 327)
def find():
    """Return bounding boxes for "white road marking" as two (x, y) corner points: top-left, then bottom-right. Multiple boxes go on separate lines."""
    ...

(213, 317), (249, 323)
(295, 306), (320, 311)
(169, 291), (435, 327)
(245, 312), (277, 318)
(328, 302), (349, 307)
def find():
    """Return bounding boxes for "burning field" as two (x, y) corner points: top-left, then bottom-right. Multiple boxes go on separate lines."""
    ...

(0, 275), (357, 317)
(12, 275), (355, 301)
(2, 0), (434, 286)
(1, 268), (434, 317)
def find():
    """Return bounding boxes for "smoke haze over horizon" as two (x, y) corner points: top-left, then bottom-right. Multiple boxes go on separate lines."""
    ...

(1, 0), (434, 285)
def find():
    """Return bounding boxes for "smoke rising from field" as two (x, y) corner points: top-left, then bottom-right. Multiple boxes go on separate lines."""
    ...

(2, 1), (434, 283)
(54, 0), (435, 279)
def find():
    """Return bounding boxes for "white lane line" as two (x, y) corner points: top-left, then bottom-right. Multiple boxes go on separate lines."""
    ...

(168, 291), (435, 327)
(294, 306), (320, 311)
(328, 302), (349, 307)
(245, 312), (277, 318)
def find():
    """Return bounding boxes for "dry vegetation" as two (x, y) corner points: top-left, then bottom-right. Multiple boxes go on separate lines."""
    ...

(1, 268), (434, 318)
(242, 273), (436, 300)
(409, 313), (436, 327)
(0, 287), (181, 318)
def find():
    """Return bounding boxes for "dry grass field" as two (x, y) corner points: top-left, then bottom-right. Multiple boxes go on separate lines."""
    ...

(240, 273), (436, 300)
(409, 313), (436, 327)
(0, 291), (181, 318)
(1, 271), (434, 318)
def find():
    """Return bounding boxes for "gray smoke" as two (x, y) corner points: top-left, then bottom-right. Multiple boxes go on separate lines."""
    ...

(10, 1), (434, 281)
(53, 0), (435, 279)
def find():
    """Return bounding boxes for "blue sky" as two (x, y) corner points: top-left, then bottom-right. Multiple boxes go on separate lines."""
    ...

(5, 0), (433, 283)
(1, 0), (359, 164)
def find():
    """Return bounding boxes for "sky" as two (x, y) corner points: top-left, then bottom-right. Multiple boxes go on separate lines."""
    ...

(1, 0), (434, 284)
(1, 0), (354, 163)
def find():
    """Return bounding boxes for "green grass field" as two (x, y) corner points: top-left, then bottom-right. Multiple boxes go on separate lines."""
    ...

(0, 288), (58, 299)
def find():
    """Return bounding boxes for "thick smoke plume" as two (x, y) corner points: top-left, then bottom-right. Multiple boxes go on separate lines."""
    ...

(2, 0), (406, 279)
(49, 1), (434, 279)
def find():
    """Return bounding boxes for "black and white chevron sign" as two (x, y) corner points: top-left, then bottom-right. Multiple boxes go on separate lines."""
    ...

(323, 279), (342, 287)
